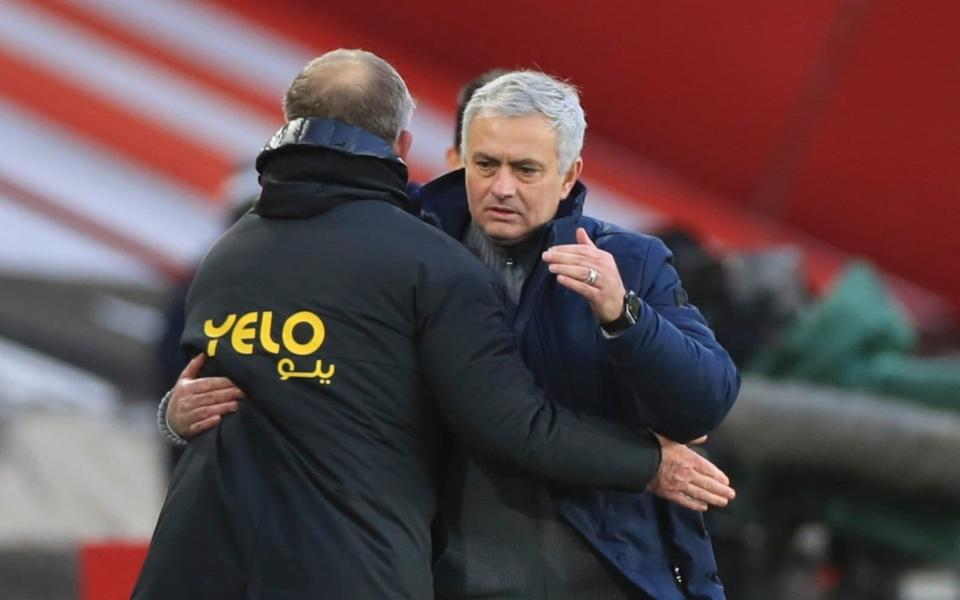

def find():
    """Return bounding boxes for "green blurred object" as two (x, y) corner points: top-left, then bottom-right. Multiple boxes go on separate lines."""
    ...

(742, 262), (960, 564)
(749, 262), (960, 410)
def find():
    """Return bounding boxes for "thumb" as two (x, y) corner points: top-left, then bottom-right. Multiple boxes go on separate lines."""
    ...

(576, 227), (596, 248)
(180, 353), (206, 380)
(689, 435), (709, 446)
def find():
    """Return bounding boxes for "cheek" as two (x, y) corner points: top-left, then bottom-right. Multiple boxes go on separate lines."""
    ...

(521, 186), (560, 224)
(465, 179), (486, 217)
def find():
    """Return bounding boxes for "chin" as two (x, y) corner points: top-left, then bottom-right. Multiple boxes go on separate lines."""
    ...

(483, 225), (529, 246)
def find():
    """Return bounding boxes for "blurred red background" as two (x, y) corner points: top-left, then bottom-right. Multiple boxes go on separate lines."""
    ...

(251, 0), (960, 312)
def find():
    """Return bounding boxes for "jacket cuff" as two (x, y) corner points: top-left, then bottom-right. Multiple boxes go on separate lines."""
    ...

(157, 390), (188, 447)
(600, 299), (656, 362)
(647, 430), (663, 488)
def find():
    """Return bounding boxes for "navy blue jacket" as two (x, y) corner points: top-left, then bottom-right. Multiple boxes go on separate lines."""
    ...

(418, 170), (740, 599)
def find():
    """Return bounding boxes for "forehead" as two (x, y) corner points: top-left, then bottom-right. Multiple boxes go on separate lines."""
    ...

(466, 113), (557, 162)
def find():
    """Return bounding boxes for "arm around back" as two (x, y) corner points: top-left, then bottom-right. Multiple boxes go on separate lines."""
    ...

(416, 250), (661, 492)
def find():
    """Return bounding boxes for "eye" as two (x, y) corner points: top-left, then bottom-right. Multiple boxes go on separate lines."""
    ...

(474, 159), (494, 171)
(516, 165), (540, 179)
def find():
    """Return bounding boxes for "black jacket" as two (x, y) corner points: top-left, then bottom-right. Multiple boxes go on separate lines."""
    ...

(134, 119), (663, 600)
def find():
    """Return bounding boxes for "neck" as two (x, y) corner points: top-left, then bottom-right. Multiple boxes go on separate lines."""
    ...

(464, 222), (547, 305)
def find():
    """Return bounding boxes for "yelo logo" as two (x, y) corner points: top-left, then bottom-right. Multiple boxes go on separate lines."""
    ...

(203, 311), (335, 384)
(204, 310), (325, 357)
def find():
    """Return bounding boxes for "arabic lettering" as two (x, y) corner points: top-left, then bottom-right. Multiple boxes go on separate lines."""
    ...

(276, 358), (336, 384)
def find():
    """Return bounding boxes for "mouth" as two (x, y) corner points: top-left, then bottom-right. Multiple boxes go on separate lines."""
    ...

(485, 206), (519, 220)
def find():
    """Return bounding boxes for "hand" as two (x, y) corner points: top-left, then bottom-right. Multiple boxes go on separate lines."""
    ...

(647, 433), (735, 512)
(167, 354), (244, 439)
(542, 227), (627, 324)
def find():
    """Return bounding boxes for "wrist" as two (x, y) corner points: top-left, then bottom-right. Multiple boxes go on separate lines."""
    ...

(158, 390), (188, 447)
(600, 290), (640, 335)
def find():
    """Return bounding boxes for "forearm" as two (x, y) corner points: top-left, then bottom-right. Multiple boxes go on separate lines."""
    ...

(430, 348), (663, 491)
(604, 303), (740, 441)
(502, 402), (663, 490)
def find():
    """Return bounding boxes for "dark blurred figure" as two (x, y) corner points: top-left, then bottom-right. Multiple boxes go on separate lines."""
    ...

(444, 68), (509, 171)
(657, 228), (806, 366)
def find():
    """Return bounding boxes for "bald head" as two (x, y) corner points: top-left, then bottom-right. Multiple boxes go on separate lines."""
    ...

(283, 49), (415, 144)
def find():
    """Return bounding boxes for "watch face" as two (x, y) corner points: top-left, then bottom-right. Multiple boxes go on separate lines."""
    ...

(626, 291), (641, 322)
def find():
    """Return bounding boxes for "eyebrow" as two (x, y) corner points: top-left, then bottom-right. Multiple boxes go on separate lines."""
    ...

(472, 152), (499, 164)
(472, 153), (544, 170)
(509, 159), (544, 170)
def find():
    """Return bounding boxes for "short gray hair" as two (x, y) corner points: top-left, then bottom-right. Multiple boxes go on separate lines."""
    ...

(283, 49), (415, 143)
(461, 70), (586, 172)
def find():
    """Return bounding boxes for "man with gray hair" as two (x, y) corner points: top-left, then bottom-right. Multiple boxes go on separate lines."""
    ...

(413, 71), (740, 599)
(135, 52), (733, 599)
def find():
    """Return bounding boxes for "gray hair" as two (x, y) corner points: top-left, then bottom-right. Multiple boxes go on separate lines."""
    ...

(460, 70), (586, 173)
(283, 49), (415, 144)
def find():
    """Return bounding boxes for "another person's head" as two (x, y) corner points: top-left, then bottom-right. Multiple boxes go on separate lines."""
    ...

(283, 49), (415, 159)
(461, 71), (585, 245)
(446, 69), (510, 170)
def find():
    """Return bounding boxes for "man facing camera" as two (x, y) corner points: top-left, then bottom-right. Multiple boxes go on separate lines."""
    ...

(417, 71), (740, 599)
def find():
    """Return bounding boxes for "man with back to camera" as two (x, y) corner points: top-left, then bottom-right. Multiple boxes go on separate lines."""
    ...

(134, 51), (734, 599)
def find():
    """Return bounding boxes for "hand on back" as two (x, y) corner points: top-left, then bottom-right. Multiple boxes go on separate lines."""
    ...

(168, 354), (244, 439)
(647, 434), (735, 512)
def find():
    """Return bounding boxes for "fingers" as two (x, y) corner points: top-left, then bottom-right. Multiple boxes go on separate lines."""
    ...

(689, 435), (708, 445)
(171, 396), (238, 440)
(181, 377), (242, 395)
(189, 414), (223, 437)
(657, 475), (734, 512)
(693, 453), (730, 486)
(183, 386), (244, 409)
(547, 263), (593, 280)
(543, 247), (594, 264)
(555, 274), (602, 300)
(663, 491), (708, 512)
(187, 399), (239, 423)
(179, 353), (205, 380)
(576, 227), (597, 248)
(688, 473), (735, 507)
(549, 263), (596, 283)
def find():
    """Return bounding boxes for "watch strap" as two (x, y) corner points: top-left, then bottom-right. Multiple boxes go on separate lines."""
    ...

(601, 290), (639, 335)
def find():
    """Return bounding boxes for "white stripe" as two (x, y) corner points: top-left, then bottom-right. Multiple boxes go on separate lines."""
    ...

(62, 0), (314, 96)
(0, 337), (118, 412)
(0, 99), (223, 266)
(584, 181), (665, 231)
(407, 104), (457, 178)
(0, 193), (157, 284)
(0, 0), (276, 157)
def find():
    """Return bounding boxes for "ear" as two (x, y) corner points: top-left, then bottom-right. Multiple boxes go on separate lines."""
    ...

(444, 146), (462, 171)
(560, 157), (583, 198)
(394, 130), (413, 161)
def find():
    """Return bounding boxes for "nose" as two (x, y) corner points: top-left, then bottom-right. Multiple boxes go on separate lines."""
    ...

(491, 168), (517, 200)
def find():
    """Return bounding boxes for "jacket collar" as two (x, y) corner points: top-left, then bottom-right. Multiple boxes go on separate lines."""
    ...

(416, 168), (588, 242)
(254, 118), (415, 219)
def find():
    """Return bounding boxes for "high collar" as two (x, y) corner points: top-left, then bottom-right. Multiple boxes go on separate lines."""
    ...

(253, 118), (415, 219)
(415, 168), (588, 241)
